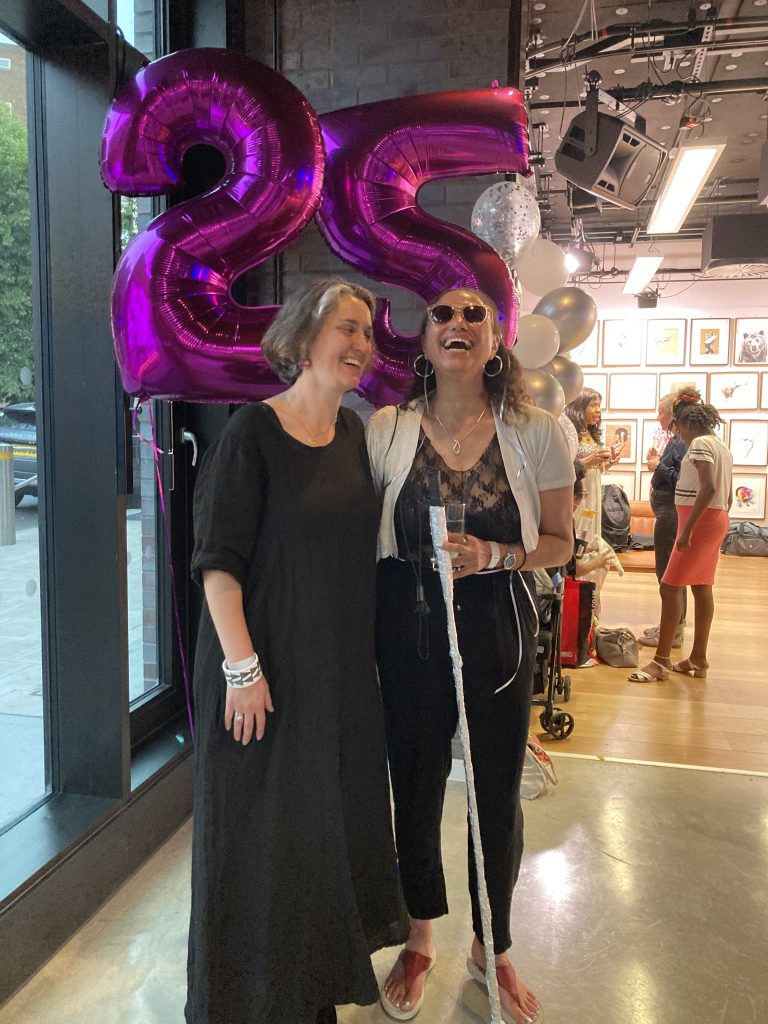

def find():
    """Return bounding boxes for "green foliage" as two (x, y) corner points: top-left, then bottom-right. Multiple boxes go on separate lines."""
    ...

(0, 103), (33, 405)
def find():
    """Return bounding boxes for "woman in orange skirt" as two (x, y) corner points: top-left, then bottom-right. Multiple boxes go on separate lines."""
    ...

(629, 394), (732, 682)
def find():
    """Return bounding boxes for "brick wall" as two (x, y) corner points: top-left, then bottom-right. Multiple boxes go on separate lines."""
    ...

(250, 0), (515, 330)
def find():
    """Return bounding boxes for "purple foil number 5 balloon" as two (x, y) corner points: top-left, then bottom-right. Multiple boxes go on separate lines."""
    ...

(101, 52), (530, 404)
(100, 49), (324, 402)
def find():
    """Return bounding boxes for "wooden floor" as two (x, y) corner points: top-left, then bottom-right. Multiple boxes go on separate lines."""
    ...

(530, 554), (768, 773)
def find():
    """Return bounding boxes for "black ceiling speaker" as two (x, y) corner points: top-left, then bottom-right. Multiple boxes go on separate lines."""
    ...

(701, 213), (768, 276)
(555, 89), (667, 211)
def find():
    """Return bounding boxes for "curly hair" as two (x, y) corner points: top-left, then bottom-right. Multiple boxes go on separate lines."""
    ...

(674, 396), (724, 434)
(563, 388), (603, 444)
(262, 277), (375, 384)
(405, 288), (530, 421)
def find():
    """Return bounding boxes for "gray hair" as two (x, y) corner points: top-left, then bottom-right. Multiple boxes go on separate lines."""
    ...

(262, 278), (376, 384)
(659, 392), (676, 414)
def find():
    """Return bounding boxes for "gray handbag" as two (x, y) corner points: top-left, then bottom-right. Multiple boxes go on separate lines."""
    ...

(595, 626), (639, 667)
(721, 522), (768, 557)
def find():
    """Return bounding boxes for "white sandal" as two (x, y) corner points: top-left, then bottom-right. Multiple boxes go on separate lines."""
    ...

(628, 659), (669, 682)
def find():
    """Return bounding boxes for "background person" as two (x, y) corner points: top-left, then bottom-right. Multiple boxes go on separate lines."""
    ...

(629, 396), (732, 683)
(366, 287), (574, 1024)
(638, 391), (692, 650)
(186, 278), (407, 1024)
(563, 388), (619, 548)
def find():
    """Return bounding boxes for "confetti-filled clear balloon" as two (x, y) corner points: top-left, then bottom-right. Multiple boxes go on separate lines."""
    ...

(471, 181), (541, 266)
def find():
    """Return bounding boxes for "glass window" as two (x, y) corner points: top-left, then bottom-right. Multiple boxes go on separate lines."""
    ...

(0, 40), (45, 831)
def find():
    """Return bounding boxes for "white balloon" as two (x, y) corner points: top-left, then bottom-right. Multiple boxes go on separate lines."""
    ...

(471, 182), (541, 266)
(515, 237), (569, 296)
(513, 314), (561, 369)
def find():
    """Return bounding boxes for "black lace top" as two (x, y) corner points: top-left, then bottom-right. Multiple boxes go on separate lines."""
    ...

(395, 431), (523, 565)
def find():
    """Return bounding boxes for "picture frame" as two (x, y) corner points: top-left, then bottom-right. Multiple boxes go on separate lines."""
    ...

(601, 418), (638, 463)
(644, 319), (686, 366)
(582, 372), (607, 399)
(641, 417), (665, 463)
(608, 373), (658, 411)
(689, 318), (731, 366)
(569, 322), (599, 367)
(602, 320), (644, 366)
(762, 373), (768, 410)
(606, 470), (636, 500)
(639, 471), (653, 501)
(708, 372), (759, 411)
(728, 420), (768, 468)
(659, 372), (708, 400)
(734, 318), (768, 366)
(731, 474), (767, 520)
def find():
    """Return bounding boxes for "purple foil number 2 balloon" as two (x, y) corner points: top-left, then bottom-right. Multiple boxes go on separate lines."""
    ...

(100, 49), (325, 402)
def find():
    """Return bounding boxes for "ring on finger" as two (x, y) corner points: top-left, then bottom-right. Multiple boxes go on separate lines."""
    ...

(233, 711), (244, 722)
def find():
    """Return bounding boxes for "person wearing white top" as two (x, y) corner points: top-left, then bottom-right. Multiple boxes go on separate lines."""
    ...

(366, 287), (573, 1024)
(629, 396), (732, 684)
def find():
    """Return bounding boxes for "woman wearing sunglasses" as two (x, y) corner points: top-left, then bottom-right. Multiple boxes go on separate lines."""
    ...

(366, 288), (574, 1024)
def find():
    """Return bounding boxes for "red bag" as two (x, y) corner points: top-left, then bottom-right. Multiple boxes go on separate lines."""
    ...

(560, 577), (596, 667)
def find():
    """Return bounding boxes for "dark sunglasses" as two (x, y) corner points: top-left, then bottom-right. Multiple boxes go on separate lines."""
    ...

(427, 303), (490, 325)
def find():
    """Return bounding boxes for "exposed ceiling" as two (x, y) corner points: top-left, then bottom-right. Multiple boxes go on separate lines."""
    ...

(520, 0), (768, 281)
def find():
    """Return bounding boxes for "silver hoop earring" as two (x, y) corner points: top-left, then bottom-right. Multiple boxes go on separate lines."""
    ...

(413, 353), (434, 379)
(484, 353), (503, 378)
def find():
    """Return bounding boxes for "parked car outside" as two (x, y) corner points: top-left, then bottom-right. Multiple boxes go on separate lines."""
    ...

(0, 402), (37, 506)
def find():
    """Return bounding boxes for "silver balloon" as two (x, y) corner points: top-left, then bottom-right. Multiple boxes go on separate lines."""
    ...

(541, 354), (584, 404)
(522, 367), (565, 417)
(533, 287), (597, 353)
(471, 181), (541, 266)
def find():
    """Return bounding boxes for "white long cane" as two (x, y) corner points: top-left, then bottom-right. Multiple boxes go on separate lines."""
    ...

(429, 505), (502, 1024)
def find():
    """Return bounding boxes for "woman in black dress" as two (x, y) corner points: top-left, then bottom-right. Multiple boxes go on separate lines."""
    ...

(186, 278), (407, 1024)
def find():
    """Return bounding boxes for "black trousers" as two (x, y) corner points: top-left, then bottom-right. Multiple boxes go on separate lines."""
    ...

(376, 559), (537, 953)
(651, 492), (687, 622)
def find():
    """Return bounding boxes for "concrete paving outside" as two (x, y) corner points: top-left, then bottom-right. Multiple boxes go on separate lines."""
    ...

(0, 499), (147, 830)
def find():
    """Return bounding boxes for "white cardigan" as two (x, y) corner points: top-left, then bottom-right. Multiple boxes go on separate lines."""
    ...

(365, 400), (575, 560)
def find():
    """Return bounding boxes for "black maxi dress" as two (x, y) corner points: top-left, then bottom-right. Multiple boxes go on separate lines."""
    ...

(186, 403), (407, 1024)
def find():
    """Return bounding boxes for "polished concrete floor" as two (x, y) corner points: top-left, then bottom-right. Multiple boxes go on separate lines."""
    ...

(1, 755), (767, 1024)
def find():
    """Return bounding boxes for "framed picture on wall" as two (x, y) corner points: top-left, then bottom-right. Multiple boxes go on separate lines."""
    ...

(659, 372), (708, 399)
(608, 373), (657, 410)
(602, 320), (643, 366)
(641, 417), (665, 462)
(729, 420), (768, 467)
(689, 318), (731, 365)
(582, 372), (607, 399)
(601, 418), (637, 462)
(644, 319), (686, 365)
(734, 318), (768, 365)
(762, 373), (768, 410)
(639, 471), (653, 501)
(569, 322), (599, 366)
(709, 372), (759, 411)
(731, 475), (767, 520)
(606, 470), (636, 499)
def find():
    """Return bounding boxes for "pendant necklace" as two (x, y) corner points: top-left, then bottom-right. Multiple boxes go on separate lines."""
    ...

(431, 405), (488, 456)
(280, 395), (335, 446)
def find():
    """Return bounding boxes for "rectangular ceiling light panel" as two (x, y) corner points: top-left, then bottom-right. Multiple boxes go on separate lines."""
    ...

(647, 139), (726, 234)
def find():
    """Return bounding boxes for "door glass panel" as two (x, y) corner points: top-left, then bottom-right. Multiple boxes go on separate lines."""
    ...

(0, 38), (45, 830)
